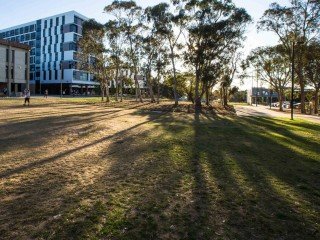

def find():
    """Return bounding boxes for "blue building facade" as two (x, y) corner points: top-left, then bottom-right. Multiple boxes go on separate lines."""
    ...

(0, 11), (98, 94)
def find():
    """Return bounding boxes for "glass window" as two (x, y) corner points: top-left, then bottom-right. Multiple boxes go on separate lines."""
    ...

(62, 16), (65, 25)
(19, 27), (23, 34)
(30, 25), (35, 32)
(11, 66), (14, 79)
(43, 71), (46, 80)
(49, 70), (52, 80)
(31, 32), (36, 39)
(24, 26), (29, 33)
(56, 17), (59, 26)
(11, 50), (15, 63)
(10, 30), (14, 36)
(44, 20), (47, 28)
(50, 19), (53, 27)
(5, 66), (9, 79)
(15, 29), (19, 35)
(55, 70), (58, 80)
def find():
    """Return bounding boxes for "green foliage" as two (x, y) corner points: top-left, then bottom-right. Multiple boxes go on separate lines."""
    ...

(163, 73), (190, 98)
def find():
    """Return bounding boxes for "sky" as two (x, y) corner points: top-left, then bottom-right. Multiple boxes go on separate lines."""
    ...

(0, 0), (290, 89)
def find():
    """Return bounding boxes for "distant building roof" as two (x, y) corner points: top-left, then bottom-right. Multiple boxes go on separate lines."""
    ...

(0, 39), (31, 50)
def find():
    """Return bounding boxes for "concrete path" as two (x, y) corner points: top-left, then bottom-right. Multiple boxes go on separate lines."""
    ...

(234, 105), (320, 124)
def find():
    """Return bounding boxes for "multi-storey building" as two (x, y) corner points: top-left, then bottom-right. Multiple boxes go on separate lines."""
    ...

(0, 39), (30, 96)
(0, 11), (98, 95)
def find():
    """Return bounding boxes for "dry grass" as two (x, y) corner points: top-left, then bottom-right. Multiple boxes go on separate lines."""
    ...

(0, 98), (319, 239)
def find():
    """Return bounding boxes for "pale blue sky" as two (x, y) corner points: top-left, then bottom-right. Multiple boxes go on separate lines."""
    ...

(0, 0), (290, 88)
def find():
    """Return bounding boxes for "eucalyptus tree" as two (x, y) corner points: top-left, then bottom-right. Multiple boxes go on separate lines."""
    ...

(246, 45), (291, 111)
(145, 2), (184, 105)
(219, 52), (241, 107)
(258, 0), (320, 113)
(105, 20), (126, 101)
(141, 35), (158, 103)
(77, 19), (109, 101)
(179, 0), (251, 112)
(305, 41), (320, 114)
(105, 1), (144, 102)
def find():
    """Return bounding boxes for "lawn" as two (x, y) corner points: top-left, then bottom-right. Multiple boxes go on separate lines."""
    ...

(0, 98), (319, 239)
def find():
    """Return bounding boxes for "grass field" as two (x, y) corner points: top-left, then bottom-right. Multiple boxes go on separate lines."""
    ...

(0, 98), (319, 239)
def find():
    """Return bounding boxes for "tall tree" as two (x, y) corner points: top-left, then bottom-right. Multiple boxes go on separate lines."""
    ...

(78, 19), (109, 101)
(181, 0), (251, 112)
(258, 0), (320, 113)
(246, 45), (291, 111)
(305, 41), (320, 114)
(105, 20), (125, 102)
(104, 0), (144, 102)
(146, 2), (184, 105)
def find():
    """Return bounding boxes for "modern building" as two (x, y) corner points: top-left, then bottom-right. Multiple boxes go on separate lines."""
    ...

(0, 11), (98, 95)
(247, 87), (279, 105)
(0, 39), (30, 96)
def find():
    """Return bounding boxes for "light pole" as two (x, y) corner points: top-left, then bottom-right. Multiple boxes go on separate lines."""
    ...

(256, 71), (258, 107)
(291, 41), (295, 120)
(60, 62), (63, 98)
(270, 89), (272, 110)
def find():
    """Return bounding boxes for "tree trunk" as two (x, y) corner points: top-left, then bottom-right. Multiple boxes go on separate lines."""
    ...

(115, 68), (119, 102)
(170, 46), (178, 106)
(314, 88), (319, 114)
(134, 68), (143, 103)
(205, 86), (209, 106)
(300, 82), (306, 114)
(156, 70), (160, 104)
(100, 84), (105, 102)
(148, 73), (155, 103)
(120, 76), (123, 102)
(194, 70), (201, 113)
(106, 82), (110, 103)
(223, 87), (228, 108)
(279, 91), (284, 112)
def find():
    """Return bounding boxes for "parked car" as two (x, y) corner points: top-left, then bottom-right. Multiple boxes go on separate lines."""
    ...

(283, 101), (291, 109)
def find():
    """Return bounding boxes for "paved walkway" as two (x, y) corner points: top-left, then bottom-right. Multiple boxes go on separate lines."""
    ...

(234, 105), (320, 124)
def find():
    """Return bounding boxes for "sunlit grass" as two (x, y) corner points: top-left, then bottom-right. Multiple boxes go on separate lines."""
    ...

(0, 99), (319, 239)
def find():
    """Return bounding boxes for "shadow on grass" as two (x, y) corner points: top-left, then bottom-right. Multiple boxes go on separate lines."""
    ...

(0, 106), (319, 239)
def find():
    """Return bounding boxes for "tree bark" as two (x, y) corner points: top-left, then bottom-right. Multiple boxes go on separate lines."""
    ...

(194, 69), (201, 113)
(205, 86), (209, 106)
(279, 90), (284, 112)
(115, 68), (119, 101)
(120, 76), (123, 102)
(170, 46), (178, 106)
(100, 84), (105, 102)
(223, 87), (228, 108)
(156, 69), (160, 104)
(314, 88), (319, 114)
(106, 82), (110, 103)
(300, 81), (306, 114)
(134, 68), (143, 103)
(146, 70), (155, 103)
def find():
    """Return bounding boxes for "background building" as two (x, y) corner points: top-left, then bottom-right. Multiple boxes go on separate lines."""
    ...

(0, 11), (98, 95)
(247, 87), (279, 105)
(0, 39), (30, 96)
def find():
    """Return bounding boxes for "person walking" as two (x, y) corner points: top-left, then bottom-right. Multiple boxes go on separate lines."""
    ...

(23, 89), (30, 106)
(44, 89), (48, 98)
